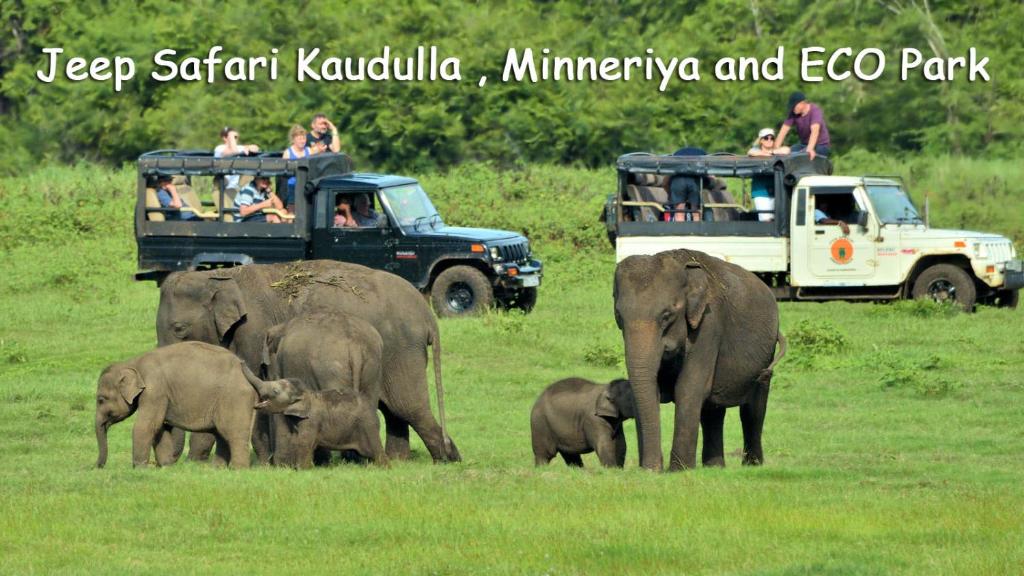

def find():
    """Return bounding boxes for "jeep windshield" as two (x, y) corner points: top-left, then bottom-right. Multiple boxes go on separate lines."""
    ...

(866, 184), (923, 225)
(382, 184), (444, 230)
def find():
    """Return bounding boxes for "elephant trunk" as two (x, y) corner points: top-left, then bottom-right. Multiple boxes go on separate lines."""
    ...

(95, 415), (109, 469)
(623, 320), (664, 471)
(240, 360), (274, 398)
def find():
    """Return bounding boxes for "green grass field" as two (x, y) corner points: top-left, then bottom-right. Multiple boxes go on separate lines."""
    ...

(1, 160), (1022, 574)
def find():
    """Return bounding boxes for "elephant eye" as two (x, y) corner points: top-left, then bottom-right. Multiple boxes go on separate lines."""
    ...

(96, 396), (104, 404)
(660, 311), (674, 325)
(171, 321), (190, 338)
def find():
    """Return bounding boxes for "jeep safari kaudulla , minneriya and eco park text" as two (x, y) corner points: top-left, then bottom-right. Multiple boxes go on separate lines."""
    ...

(603, 152), (1021, 310)
(133, 151), (542, 316)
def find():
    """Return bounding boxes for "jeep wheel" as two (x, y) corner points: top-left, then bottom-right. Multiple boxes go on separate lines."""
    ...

(431, 266), (494, 317)
(912, 264), (977, 312)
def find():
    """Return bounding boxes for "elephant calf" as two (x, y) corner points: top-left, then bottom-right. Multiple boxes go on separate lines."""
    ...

(530, 378), (636, 467)
(254, 378), (386, 468)
(95, 341), (284, 469)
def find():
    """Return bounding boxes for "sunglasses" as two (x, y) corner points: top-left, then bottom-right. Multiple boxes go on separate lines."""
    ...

(761, 135), (775, 141)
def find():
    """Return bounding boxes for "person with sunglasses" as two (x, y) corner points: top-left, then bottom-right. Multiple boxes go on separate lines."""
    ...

(746, 128), (789, 221)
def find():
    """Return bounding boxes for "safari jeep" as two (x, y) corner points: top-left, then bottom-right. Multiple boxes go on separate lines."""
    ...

(603, 152), (1021, 310)
(134, 150), (542, 316)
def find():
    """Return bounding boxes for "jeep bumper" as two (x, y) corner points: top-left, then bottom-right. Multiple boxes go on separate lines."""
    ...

(1004, 260), (1024, 290)
(496, 259), (543, 289)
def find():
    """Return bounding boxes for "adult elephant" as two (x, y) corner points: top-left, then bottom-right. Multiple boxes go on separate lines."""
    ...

(156, 260), (460, 463)
(614, 249), (782, 471)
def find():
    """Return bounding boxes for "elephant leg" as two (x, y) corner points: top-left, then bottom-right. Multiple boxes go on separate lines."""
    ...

(223, 430), (252, 470)
(272, 414), (295, 467)
(560, 452), (584, 467)
(131, 403), (166, 468)
(669, 358), (717, 471)
(380, 403), (412, 461)
(212, 432), (230, 467)
(740, 382), (770, 466)
(700, 402), (726, 467)
(313, 447), (332, 467)
(251, 412), (273, 465)
(381, 358), (461, 463)
(154, 425), (180, 467)
(169, 427), (186, 463)
(531, 426), (556, 466)
(188, 432), (216, 462)
(595, 435), (622, 468)
(614, 431), (627, 468)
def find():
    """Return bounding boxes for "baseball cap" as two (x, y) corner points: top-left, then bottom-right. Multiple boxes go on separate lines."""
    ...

(758, 127), (776, 139)
(787, 91), (806, 114)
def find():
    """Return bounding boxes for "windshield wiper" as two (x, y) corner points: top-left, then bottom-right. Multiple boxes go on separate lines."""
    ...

(428, 213), (442, 229)
(412, 216), (429, 231)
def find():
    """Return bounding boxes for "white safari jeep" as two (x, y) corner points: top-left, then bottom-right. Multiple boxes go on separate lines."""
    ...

(603, 152), (1021, 310)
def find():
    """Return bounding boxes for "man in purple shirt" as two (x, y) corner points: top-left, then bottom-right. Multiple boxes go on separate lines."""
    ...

(776, 91), (831, 160)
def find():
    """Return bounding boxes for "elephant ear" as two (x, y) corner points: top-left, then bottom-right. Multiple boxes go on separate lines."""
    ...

(210, 278), (246, 340)
(594, 389), (620, 419)
(684, 262), (710, 330)
(283, 396), (311, 419)
(116, 368), (145, 404)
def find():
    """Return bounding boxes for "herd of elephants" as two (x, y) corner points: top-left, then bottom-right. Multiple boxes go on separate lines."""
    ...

(94, 249), (786, 472)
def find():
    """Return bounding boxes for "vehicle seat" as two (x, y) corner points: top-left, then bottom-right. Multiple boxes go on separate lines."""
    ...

(701, 179), (742, 222)
(173, 176), (217, 220)
(625, 173), (670, 221)
(145, 188), (165, 222)
(211, 186), (238, 222)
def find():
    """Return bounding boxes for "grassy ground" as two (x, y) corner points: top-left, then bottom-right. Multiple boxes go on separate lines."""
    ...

(0, 161), (1022, 574)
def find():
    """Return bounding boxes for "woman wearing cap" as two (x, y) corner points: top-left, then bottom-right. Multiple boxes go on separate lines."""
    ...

(746, 128), (789, 222)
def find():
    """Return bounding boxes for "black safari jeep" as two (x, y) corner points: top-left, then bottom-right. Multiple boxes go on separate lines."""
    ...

(134, 150), (542, 316)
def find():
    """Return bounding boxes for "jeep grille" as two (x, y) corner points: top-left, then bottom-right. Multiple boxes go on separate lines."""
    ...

(987, 241), (1014, 264)
(499, 242), (530, 263)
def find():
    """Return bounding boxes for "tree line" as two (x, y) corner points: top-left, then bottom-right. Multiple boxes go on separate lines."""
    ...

(1, 0), (1021, 175)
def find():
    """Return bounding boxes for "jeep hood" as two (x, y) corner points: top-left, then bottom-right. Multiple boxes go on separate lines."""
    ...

(405, 225), (524, 242)
(898, 227), (1011, 243)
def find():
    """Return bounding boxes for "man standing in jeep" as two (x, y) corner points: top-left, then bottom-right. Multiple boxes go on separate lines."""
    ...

(308, 113), (341, 154)
(776, 91), (832, 160)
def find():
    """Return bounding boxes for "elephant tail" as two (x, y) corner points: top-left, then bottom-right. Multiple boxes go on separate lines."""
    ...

(756, 332), (787, 386)
(430, 322), (449, 463)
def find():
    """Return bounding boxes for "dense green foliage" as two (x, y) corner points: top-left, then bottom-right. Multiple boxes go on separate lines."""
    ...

(2, 0), (1023, 175)
(1, 162), (1022, 573)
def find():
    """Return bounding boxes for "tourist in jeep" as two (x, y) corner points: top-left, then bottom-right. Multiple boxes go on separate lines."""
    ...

(214, 126), (260, 192)
(155, 175), (201, 221)
(747, 127), (790, 221)
(353, 193), (384, 227)
(308, 113), (341, 154)
(282, 125), (311, 210)
(334, 195), (356, 228)
(776, 91), (831, 160)
(235, 176), (284, 223)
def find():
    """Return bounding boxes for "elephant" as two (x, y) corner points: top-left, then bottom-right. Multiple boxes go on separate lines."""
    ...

(614, 249), (785, 471)
(530, 378), (636, 467)
(94, 341), (285, 469)
(155, 260), (460, 464)
(253, 378), (387, 468)
(261, 312), (385, 466)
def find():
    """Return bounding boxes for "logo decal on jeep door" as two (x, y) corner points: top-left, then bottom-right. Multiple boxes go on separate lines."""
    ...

(830, 238), (854, 264)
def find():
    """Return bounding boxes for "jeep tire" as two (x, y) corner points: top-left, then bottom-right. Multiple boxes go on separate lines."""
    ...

(432, 266), (494, 317)
(912, 264), (977, 312)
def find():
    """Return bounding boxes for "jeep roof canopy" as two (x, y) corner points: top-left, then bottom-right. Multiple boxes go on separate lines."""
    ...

(616, 152), (833, 184)
(138, 149), (354, 182)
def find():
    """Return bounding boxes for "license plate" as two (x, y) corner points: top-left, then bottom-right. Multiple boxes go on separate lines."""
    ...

(521, 274), (540, 287)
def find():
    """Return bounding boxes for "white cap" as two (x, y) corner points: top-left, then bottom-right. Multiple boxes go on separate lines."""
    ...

(758, 127), (776, 139)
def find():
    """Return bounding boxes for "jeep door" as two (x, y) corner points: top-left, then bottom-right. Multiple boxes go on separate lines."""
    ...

(805, 186), (877, 282)
(314, 189), (398, 273)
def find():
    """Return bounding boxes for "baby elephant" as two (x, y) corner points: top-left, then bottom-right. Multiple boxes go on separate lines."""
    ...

(531, 377), (636, 467)
(95, 341), (283, 469)
(253, 378), (386, 468)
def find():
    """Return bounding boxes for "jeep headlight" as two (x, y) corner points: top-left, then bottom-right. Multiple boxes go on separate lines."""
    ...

(972, 242), (989, 259)
(489, 246), (502, 261)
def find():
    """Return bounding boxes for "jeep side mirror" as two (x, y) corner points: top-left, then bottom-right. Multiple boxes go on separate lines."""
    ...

(857, 211), (869, 229)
